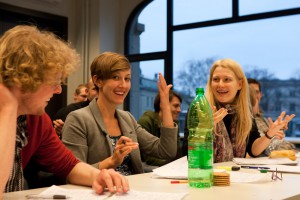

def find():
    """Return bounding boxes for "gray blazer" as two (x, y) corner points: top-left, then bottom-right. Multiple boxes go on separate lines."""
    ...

(62, 98), (178, 174)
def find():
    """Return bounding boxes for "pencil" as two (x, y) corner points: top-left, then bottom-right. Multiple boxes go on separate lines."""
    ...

(170, 180), (188, 184)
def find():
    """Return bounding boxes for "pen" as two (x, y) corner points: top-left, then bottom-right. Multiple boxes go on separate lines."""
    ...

(171, 180), (188, 184)
(26, 194), (71, 199)
(241, 166), (270, 170)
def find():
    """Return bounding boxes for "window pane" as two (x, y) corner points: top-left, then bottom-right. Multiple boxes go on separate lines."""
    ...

(173, 15), (300, 89)
(174, 0), (232, 25)
(130, 60), (190, 137)
(173, 15), (300, 137)
(240, 0), (300, 16)
(138, 0), (166, 53)
(129, 60), (164, 120)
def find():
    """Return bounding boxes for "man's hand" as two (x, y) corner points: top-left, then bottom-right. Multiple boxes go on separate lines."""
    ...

(53, 119), (64, 136)
(92, 169), (129, 194)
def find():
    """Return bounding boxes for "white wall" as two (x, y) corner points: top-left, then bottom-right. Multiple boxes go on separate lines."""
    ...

(0, 0), (143, 104)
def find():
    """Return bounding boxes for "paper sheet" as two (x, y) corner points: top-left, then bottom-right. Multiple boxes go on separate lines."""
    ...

(40, 185), (187, 200)
(229, 171), (271, 183)
(233, 157), (298, 165)
(152, 156), (188, 179)
(152, 156), (273, 183)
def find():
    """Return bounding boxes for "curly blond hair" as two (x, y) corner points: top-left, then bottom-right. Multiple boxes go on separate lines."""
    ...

(0, 25), (80, 92)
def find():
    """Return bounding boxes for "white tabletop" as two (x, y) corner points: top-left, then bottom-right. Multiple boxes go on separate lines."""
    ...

(3, 167), (300, 200)
(126, 171), (300, 200)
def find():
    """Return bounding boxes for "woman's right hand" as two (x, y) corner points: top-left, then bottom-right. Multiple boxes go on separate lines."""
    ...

(110, 136), (139, 167)
(212, 106), (228, 126)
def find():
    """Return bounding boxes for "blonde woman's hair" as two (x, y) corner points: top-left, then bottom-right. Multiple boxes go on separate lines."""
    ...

(90, 52), (131, 91)
(206, 58), (252, 147)
(0, 25), (79, 92)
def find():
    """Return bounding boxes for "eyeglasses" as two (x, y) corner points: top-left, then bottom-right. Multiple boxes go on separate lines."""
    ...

(47, 80), (63, 90)
(52, 82), (62, 90)
(271, 168), (282, 181)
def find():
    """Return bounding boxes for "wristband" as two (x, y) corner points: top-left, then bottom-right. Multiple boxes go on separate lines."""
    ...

(265, 132), (273, 140)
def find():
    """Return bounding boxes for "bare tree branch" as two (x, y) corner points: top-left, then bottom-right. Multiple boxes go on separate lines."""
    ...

(174, 57), (216, 96)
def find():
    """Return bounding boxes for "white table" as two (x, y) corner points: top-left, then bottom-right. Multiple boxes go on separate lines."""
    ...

(3, 168), (300, 200)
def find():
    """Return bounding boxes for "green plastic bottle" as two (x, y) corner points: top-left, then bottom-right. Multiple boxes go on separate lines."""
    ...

(187, 87), (214, 188)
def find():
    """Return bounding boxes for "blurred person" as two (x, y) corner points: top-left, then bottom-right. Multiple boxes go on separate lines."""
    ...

(182, 59), (294, 162)
(138, 90), (182, 168)
(248, 78), (296, 156)
(249, 85), (258, 111)
(53, 78), (98, 136)
(0, 25), (128, 195)
(62, 52), (178, 175)
(73, 83), (88, 103)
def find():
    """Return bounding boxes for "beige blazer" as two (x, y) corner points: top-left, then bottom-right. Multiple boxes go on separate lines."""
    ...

(62, 98), (178, 174)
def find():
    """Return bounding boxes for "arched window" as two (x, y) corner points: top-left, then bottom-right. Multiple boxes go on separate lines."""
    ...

(125, 0), (300, 137)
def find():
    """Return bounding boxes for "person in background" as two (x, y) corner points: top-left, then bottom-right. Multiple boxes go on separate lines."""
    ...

(138, 91), (182, 168)
(182, 58), (294, 162)
(248, 85), (258, 112)
(247, 78), (296, 156)
(62, 52), (178, 175)
(0, 25), (128, 195)
(73, 83), (88, 103)
(53, 78), (98, 136)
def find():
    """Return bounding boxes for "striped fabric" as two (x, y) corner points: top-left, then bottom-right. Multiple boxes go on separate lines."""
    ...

(5, 115), (28, 192)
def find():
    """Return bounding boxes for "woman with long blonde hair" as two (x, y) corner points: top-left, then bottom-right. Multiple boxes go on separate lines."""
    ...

(182, 59), (294, 162)
(206, 59), (293, 162)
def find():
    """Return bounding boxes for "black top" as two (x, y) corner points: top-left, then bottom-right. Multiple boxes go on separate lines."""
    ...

(222, 114), (260, 158)
(54, 100), (90, 121)
(181, 111), (260, 158)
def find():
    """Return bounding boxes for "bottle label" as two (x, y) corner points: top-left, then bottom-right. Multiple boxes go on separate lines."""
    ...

(188, 142), (213, 169)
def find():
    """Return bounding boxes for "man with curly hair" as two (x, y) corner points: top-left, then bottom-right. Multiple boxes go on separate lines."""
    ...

(0, 25), (128, 198)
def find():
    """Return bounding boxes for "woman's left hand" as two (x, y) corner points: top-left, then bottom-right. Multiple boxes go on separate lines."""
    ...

(156, 73), (174, 128)
(157, 73), (172, 106)
(267, 111), (295, 138)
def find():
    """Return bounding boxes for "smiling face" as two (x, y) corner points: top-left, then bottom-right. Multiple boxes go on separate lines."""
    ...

(99, 69), (131, 106)
(170, 96), (181, 120)
(211, 66), (242, 104)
